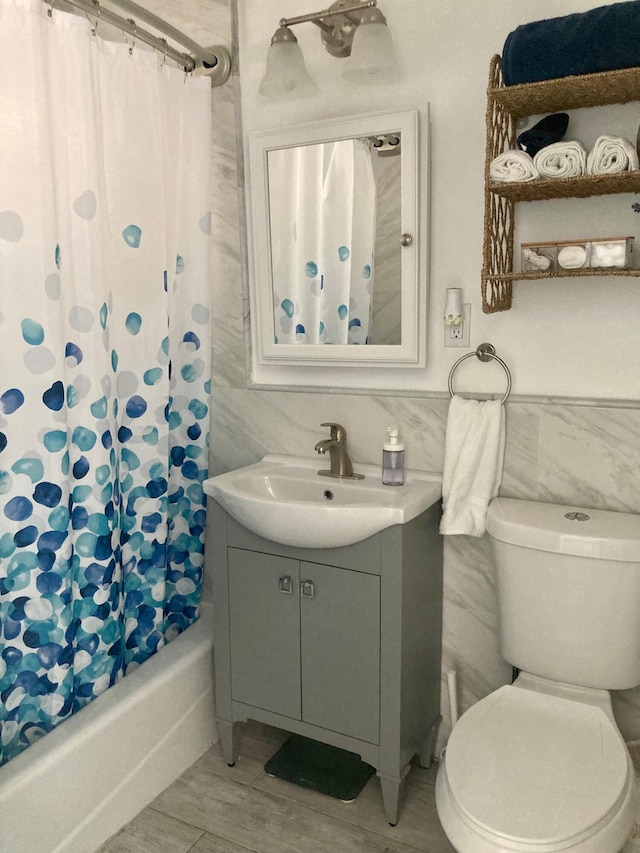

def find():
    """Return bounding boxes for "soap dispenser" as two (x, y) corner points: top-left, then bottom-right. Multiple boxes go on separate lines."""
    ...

(382, 426), (405, 486)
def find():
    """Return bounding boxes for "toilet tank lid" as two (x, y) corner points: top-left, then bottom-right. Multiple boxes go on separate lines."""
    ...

(487, 498), (640, 562)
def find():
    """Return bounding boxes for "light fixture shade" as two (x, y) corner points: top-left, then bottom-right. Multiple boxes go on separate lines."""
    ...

(341, 21), (400, 82)
(259, 40), (316, 98)
(444, 288), (464, 326)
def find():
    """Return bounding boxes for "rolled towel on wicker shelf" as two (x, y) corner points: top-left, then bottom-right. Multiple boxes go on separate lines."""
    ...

(587, 135), (639, 174)
(489, 150), (539, 182)
(502, 1), (640, 85)
(533, 141), (587, 178)
(516, 113), (569, 157)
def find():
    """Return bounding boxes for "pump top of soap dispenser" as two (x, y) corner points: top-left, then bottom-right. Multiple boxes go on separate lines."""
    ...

(384, 426), (405, 451)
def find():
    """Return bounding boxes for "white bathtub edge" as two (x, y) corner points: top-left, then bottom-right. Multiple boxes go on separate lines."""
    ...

(0, 604), (217, 853)
(58, 680), (217, 853)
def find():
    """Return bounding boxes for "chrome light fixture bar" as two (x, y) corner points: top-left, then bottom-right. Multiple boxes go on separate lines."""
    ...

(282, 0), (379, 58)
(259, 0), (399, 99)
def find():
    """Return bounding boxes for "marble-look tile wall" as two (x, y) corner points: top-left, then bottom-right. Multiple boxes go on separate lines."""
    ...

(206, 0), (640, 755)
(370, 152), (401, 346)
(208, 389), (640, 750)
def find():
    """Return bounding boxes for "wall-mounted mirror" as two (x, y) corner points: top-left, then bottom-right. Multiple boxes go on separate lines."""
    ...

(247, 110), (424, 372)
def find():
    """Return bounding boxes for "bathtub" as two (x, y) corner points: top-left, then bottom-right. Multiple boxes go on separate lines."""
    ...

(0, 603), (217, 853)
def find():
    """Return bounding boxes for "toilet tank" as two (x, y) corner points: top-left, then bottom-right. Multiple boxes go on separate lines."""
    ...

(486, 498), (640, 690)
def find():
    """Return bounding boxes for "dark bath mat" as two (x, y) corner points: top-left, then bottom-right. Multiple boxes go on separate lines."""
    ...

(264, 735), (375, 802)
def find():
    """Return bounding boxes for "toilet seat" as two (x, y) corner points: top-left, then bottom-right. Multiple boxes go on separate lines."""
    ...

(440, 684), (633, 851)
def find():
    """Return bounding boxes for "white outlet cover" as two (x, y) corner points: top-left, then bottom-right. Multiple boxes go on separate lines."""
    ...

(444, 304), (471, 347)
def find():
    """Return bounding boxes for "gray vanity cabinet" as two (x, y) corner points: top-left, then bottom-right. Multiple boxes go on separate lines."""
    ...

(228, 548), (380, 743)
(208, 498), (443, 826)
(299, 560), (380, 744)
(227, 549), (302, 720)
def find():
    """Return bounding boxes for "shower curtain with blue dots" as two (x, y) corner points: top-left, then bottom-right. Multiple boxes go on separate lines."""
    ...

(0, 0), (212, 766)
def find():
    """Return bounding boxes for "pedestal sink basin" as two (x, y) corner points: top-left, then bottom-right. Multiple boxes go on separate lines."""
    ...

(203, 454), (442, 549)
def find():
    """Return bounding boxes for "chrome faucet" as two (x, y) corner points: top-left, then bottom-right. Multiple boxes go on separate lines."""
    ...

(314, 422), (364, 480)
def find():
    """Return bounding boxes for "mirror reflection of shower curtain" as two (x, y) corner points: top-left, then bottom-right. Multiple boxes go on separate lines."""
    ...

(269, 139), (376, 345)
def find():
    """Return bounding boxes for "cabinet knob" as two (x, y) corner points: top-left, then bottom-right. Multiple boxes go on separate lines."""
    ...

(400, 233), (413, 247)
(301, 580), (315, 598)
(278, 575), (293, 594)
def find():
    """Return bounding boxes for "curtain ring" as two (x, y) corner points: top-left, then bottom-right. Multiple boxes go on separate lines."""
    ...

(87, 0), (100, 36)
(47, 0), (55, 18)
(159, 37), (168, 66)
(127, 18), (136, 55)
(86, 11), (97, 36)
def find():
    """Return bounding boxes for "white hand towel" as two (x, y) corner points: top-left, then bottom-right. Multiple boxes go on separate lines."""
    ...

(439, 395), (506, 537)
(587, 134), (639, 174)
(534, 140), (587, 178)
(489, 149), (539, 182)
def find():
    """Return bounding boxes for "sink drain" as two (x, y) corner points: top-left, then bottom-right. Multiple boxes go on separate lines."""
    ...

(323, 490), (334, 501)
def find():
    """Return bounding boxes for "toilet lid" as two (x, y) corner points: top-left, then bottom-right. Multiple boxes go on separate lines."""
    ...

(445, 685), (629, 846)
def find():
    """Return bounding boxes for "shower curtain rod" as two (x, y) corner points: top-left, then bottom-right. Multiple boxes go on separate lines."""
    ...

(44, 0), (231, 83)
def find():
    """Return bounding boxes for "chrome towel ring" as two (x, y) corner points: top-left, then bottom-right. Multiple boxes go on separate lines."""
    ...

(448, 343), (512, 404)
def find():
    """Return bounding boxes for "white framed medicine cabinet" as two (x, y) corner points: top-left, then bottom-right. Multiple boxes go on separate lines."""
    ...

(245, 109), (427, 390)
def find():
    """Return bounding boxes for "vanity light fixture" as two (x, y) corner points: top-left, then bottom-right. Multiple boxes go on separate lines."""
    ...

(259, 26), (317, 97)
(259, 0), (399, 99)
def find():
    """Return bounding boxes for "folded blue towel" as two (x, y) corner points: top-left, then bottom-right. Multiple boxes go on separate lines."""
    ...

(503, 1), (640, 86)
(517, 113), (569, 157)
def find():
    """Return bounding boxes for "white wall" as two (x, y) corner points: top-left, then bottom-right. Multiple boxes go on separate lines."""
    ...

(237, 0), (640, 401)
(144, 0), (640, 756)
(214, 0), (640, 751)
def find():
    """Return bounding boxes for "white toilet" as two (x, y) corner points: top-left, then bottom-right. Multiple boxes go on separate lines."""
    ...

(436, 497), (640, 853)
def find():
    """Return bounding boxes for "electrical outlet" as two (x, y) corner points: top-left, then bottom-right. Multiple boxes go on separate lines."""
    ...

(444, 304), (471, 348)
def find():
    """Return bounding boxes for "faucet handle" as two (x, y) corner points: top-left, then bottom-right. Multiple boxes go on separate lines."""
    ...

(320, 422), (347, 441)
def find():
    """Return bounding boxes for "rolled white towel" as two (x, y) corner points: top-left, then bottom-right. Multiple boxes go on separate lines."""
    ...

(490, 149), (539, 182)
(534, 140), (587, 178)
(587, 135), (639, 174)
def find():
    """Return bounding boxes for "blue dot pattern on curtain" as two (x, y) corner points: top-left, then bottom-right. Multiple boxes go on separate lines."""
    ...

(0, 0), (212, 766)
(0, 215), (210, 766)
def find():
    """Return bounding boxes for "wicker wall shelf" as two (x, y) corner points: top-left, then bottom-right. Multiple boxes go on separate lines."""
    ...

(490, 64), (640, 118)
(481, 55), (640, 313)
(489, 171), (640, 203)
(490, 268), (640, 283)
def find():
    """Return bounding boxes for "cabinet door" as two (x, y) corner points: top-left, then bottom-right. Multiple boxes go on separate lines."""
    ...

(300, 562), (380, 744)
(228, 548), (301, 720)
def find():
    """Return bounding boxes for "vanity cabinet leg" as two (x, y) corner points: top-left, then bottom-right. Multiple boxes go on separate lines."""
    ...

(377, 766), (410, 826)
(217, 719), (244, 766)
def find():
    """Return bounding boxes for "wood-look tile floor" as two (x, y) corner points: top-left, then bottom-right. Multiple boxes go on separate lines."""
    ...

(98, 721), (455, 853)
